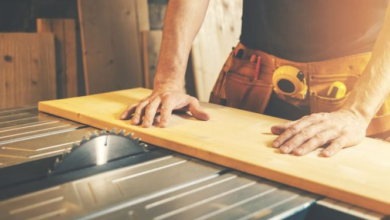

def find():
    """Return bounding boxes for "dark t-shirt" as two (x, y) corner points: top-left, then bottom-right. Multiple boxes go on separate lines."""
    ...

(240, 0), (389, 62)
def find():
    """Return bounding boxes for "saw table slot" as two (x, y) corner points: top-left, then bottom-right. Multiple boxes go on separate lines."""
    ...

(0, 124), (84, 145)
(0, 127), (94, 150)
(149, 178), (268, 219)
(74, 156), (224, 209)
(234, 194), (316, 220)
(0, 185), (77, 220)
(26, 208), (67, 220)
(0, 108), (70, 132)
(312, 198), (386, 219)
(0, 122), (74, 139)
(0, 112), (33, 121)
(0, 117), (54, 130)
(0, 111), (39, 123)
(0, 186), (63, 213)
(145, 173), (240, 209)
(0, 128), (95, 169)
(197, 187), (309, 220)
(0, 148), (66, 159)
(0, 157), (26, 167)
(9, 196), (65, 215)
(0, 120), (59, 134)
(91, 209), (138, 220)
(0, 116), (42, 128)
(0, 106), (38, 117)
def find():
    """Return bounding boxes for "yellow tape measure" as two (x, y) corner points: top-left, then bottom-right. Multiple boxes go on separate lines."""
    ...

(327, 81), (347, 99)
(272, 66), (307, 100)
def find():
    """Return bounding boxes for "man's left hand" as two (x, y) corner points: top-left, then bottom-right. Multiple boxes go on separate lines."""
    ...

(271, 110), (369, 157)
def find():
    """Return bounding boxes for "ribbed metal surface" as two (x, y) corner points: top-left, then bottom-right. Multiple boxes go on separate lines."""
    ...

(0, 107), (88, 167)
(0, 106), (385, 220)
(0, 155), (317, 220)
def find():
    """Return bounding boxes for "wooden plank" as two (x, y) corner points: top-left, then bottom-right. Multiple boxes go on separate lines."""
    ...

(39, 88), (390, 215)
(142, 30), (162, 89)
(191, 0), (243, 101)
(0, 33), (56, 110)
(78, 0), (143, 95)
(37, 18), (78, 98)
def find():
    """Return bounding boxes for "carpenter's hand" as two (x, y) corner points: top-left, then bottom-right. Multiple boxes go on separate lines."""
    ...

(120, 89), (210, 128)
(270, 110), (369, 157)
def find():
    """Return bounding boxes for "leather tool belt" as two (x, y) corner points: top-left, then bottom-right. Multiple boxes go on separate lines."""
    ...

(210, 43), (390, 138)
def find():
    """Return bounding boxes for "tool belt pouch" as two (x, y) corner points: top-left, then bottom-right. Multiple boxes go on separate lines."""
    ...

(309, 72), (390, 138)
(309, 74), (358, 113)
(210, 52), (273, 114)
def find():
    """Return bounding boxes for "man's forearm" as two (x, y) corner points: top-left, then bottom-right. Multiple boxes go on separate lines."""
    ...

(120, 1), (211, 127)
(342, 4), (390, 123)
(154, 0), (210, 91)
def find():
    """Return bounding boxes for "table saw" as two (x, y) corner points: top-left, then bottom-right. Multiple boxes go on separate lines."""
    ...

(0, 106), (388, 220)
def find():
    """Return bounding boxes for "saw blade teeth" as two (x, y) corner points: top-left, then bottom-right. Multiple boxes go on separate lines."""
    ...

(126, 133), (134, 138)
(70, 144), (80, 153)
(63, 148), (70, 155)
(90, 131), (98, 139)
(84, 132), (92, 140)
(72, 142), (80, 148)
(50, 131), (149, 175)
(118, 130), (125, 136)
(50, 158), (61, 174)
(110, 128), (117, 134)
(80, 136), (88, 144)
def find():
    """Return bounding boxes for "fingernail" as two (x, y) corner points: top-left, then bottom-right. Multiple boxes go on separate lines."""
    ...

(142, 123), (149, 128)
(159, 120), (167, 128)
(131, 118), (138, 125)
(323, 150), (332, 157)
(296, 148), (303, 155)
(280, 146), (289, 153)
(272, 141), (280, 148)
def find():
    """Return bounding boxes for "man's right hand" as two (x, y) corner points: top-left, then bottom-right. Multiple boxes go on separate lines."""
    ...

(120, 88), (210, 128)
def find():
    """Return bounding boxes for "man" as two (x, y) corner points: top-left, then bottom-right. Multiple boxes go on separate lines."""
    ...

(121, 0), (390, 157)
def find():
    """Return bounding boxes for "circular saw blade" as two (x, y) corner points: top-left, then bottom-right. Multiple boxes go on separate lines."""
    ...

(50, 129), (148, 175)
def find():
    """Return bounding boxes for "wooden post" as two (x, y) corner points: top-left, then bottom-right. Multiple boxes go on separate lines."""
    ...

(37, 19), (78, 98)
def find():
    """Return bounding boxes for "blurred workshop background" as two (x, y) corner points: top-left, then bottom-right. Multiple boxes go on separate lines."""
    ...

(0, 0), (242, 110)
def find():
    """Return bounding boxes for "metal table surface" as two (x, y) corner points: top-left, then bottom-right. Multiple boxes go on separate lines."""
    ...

(0, 107), (387, 220)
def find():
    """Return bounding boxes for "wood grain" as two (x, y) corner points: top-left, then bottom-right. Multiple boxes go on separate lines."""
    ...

(38, 88), (390, 215)
(0, 33), (56, 110)
(142, 30), (162, 89)
(191, 0), (243, 101)
(37, 19), (78, 98)
(135, 0), (150, 32)
(78, 0), (143, 95)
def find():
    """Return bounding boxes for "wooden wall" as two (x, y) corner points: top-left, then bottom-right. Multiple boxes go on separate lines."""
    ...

(192, 0), (243, 102)
(0, 0), (242, 109)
